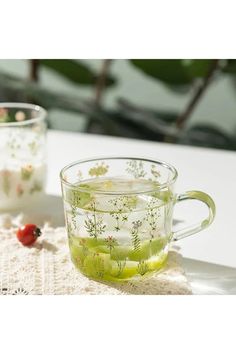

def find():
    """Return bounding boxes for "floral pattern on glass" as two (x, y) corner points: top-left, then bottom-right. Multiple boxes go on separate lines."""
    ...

(89, 162), (109, 177)
(109, 195), (137, 232)
(21, 165), (34, 181)
(63, 159), (174, 282)
(126, 160), (146, 179)
(84, 201), (106, 238)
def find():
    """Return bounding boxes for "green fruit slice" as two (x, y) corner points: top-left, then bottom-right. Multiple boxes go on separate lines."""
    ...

(84, 237), (107, 248)
(83, 253), (111, 279)
(69, 244), (87, 266)
(110, 246), (130, 261)
(150, 238), (165, 255)
(69, 236), (107, 248)
(128, 240), (152, 261)
(92, 245), (110, 254)
(110, 260), (138, 279)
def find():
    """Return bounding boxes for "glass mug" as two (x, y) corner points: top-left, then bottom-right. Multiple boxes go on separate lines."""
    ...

(60, 157), (215, 282)
(0, 103), (47, 211)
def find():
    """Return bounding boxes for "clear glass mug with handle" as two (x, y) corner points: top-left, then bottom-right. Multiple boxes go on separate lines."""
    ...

(0, 103), (47, 211)
(60, 157), (215, 282)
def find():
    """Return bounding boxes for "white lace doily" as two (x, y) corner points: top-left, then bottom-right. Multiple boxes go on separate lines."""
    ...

(0, 214), (192, 295)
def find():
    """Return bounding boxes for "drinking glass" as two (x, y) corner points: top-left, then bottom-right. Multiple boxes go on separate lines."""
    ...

(60, 157), (215, 282)
(0, 103), (47, 211)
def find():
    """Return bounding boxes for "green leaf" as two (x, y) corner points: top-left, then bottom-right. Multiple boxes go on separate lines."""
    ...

(183, 59), (213, 78)
(130, 59), (191, 85)
(130, 60), (215, 93)
(113, 98), (178, 138)
(102, 108), (178, 141)
(178, 124), (234, 150)
(118, 98), (178, 123)
(222, 59), (236, 74)
(40, 59), (115, 86)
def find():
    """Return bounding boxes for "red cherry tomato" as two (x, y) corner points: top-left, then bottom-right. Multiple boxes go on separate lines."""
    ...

(16, 224), (41, 246)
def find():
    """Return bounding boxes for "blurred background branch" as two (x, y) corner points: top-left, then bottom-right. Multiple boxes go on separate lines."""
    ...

(29, 59), (40, 82)
(176, 59), (220, 129)
(94, 59), (112, 106)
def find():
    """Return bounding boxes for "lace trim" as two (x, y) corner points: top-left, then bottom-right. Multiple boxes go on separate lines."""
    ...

(0, 214), (192, 295)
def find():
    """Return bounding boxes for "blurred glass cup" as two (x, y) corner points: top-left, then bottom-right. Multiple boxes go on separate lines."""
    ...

(0, 103), (47, 211)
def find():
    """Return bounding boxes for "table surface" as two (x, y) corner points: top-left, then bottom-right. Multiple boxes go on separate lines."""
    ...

(46, 130), (236, 270)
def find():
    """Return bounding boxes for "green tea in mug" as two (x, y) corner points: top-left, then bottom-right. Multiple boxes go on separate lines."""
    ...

(61, 158), (215, 282)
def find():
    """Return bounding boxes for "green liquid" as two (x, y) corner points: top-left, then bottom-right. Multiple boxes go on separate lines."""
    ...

(65, 177), (173, 282)
(69, 235), (168, 281)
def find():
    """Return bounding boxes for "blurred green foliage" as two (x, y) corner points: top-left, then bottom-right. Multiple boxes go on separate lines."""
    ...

(130, 59), (213, 87)
(41, 60), (115, 86)
(0, 59), (236, 150)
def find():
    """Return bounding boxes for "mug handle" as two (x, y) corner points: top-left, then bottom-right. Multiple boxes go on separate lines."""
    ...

(172, 190), (216, 241)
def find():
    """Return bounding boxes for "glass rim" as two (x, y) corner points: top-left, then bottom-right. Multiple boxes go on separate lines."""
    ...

(60, 156), (178, 195)
(0, 102), (47, 127)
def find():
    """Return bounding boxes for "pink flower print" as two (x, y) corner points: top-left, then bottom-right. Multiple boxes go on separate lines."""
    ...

(105, 235), (118, 252)
(0, 107), (8, 117)
(0, 108), (8, 122)
(16, 184), (24, 197)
